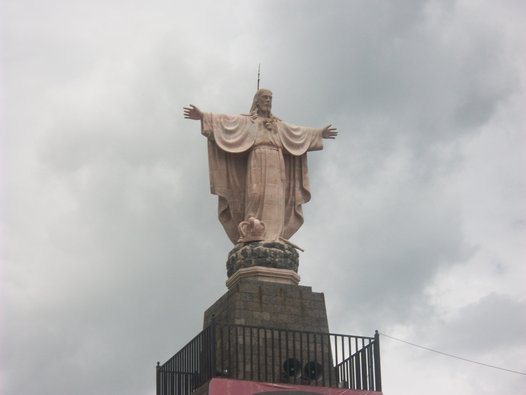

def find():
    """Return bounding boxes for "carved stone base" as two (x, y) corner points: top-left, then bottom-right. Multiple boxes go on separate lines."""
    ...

(226, 266), (300, 289)
(226, 241), (299, 279)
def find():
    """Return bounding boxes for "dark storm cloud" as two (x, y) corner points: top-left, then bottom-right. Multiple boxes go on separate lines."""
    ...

(254, 0), (518, 154)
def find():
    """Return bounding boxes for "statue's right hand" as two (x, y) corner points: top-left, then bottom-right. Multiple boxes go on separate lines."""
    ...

(183, 104), (203, 121)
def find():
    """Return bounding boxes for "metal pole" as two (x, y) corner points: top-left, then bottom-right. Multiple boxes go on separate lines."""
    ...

(257, 64), (261, 90)
(374, 330), (382, 391)
(156, 361), (161, 395)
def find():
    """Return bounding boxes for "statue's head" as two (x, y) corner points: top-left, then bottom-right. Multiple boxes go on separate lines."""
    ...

(250, 89), (273, 116)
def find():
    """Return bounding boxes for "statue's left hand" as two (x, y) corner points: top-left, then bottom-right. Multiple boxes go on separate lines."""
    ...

(322, 124), (338, 139)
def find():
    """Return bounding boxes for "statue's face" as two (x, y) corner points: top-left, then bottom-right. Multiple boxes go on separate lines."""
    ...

(257, 90), (272, 114)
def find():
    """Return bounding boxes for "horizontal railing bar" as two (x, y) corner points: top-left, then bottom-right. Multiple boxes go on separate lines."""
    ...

(212, 322), (376, 340)
(157, 370), (197, 375)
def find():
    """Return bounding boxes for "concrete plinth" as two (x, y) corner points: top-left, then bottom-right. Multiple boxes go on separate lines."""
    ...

(226, 267), (300, 289)
(204, 279), (329, 332)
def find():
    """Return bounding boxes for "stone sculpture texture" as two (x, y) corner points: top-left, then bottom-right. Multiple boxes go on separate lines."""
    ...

(184, 89), (337, 246)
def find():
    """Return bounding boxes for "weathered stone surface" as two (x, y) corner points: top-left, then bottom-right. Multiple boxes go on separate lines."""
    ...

(203, 279), (328, 333)
(227, 241), (299, 278)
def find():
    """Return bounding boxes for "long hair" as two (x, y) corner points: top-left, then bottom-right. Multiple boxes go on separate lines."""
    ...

(249, 89), (279, 120)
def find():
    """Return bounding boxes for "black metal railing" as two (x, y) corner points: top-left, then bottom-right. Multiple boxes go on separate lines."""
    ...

(157, 323), (381, 395)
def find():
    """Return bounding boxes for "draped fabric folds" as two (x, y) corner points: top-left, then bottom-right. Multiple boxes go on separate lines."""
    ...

(202, 112), (323, 244)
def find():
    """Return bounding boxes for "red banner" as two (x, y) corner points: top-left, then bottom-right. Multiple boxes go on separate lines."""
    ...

(208, 378), (383, 395)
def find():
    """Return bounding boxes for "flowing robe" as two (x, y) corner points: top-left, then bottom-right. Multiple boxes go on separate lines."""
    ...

(202, 112), (324, 244)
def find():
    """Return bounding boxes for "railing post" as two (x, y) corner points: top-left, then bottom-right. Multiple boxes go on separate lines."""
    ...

(373, 330), (382, 392)
(156, 361), (160, 395)
(210, 318), (217, 380)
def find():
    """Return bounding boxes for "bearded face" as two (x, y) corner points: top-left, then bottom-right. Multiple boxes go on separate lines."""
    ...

(256, 90), (272, 115)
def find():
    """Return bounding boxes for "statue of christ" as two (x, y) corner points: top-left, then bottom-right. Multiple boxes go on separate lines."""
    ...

(184, 89), (337, 244)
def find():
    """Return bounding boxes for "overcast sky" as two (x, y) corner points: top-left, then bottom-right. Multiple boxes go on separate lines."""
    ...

(2, 1), (526, 394)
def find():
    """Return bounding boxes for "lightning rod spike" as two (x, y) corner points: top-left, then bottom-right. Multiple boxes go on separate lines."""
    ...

(257, 63), (261, 91)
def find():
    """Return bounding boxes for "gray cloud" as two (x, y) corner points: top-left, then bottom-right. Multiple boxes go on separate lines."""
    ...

(435, 293), (526, 354)
(2, 1), (526, 395)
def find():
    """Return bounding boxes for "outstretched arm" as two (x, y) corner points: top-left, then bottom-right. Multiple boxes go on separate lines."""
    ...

(183, 104), (203, 121)
(322, 124), (338, 139)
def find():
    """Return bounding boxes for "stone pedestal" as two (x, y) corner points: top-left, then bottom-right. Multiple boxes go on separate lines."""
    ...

(202, 279), (333, 386)
(158, 246), (383, 394)
(204, 279), (329, 332)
